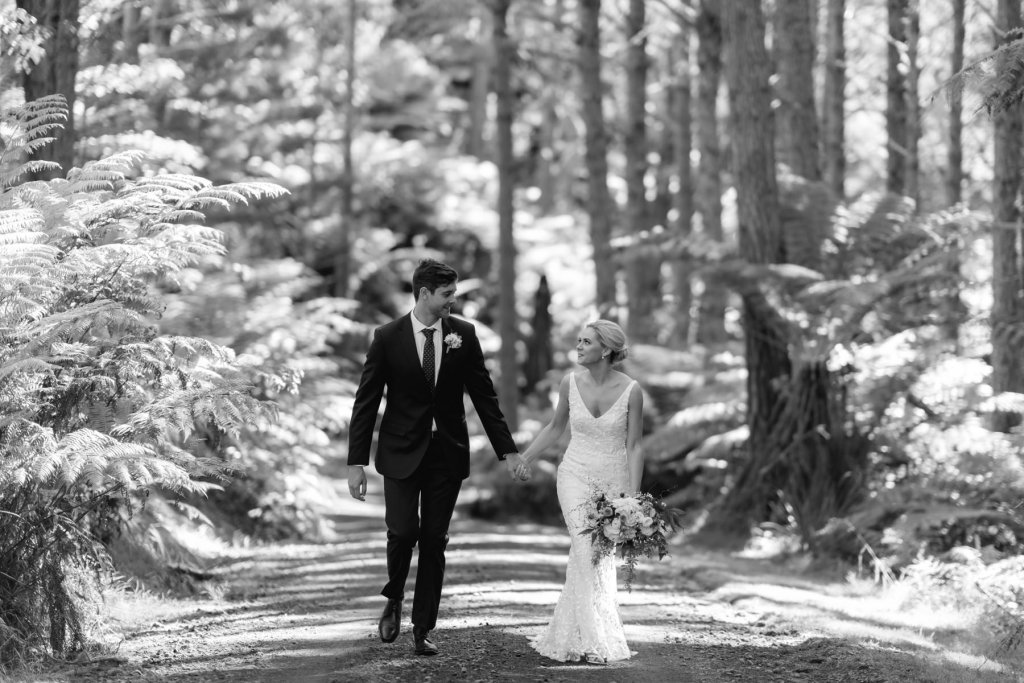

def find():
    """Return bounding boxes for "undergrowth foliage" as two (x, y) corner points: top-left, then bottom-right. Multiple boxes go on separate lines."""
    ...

(0, 97), (291, 663)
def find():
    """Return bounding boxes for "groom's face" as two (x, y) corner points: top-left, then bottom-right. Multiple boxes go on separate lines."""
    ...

(422, 281), (458, 319)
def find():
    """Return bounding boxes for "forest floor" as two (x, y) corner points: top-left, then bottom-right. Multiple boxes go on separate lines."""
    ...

(14, 474), (1024, 683)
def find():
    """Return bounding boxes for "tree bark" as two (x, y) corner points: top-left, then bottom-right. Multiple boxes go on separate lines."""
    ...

(467, 40), (492, 159)
(534, 0), (566, 215)
(717, 0), (791, 530)
(624, 0), (659, 344)
(149, 0), (173, 48)
(774, 0), (821, 181)
(822, 0), (846, 199)
(335, 0), (357, 298)
(991, 0), (1024, 433)
(670, 22), (694, 346)
(886, 0), (909, 196)
(578, 0), (616, 315)
(943, 0), (966, 346)
(493, 0), (519, 430)
(122, 0), (140, 62)
(905, 0), (920, 205)
(695, 0), (727, 344)
(17, 0), (81, 179)
(947, 0), (965, 206)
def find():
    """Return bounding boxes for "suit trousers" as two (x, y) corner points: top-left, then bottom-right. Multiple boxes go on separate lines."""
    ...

(381, 436), (463, 631)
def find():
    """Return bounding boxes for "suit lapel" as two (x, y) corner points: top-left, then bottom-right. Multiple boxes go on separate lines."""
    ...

(437, 319), (450, 381)
(399, 314), (429, 393)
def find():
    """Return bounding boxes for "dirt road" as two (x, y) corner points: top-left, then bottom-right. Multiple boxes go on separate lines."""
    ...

(36, 491), (1017, 683)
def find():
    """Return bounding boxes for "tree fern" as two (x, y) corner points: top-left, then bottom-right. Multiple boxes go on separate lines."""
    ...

(942, 28), (1024, 116)
(0, 98), (291, 663)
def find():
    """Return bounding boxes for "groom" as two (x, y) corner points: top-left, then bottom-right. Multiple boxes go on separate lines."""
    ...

(347, 258), (527, 656)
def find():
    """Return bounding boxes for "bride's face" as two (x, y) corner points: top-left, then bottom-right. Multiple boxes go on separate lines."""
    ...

(575, 327), (605, 366)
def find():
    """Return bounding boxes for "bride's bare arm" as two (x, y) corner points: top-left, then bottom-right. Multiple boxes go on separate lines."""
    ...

(521, 374), (572, 465)
(626, 382), (645, 492)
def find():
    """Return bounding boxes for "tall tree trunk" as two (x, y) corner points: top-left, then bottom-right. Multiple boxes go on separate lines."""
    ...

(147, 0), (174, 127)
(578, 0), (616, 315)
(624, 0), (659, 343)
(775, 0), (821, 181)
(122, 0), (139, 62)
(717, 0), (791, 530)
(534, 0), (567, 214)
(493, 0), (519, 430)
(992, 0), (1024, 433)
(149, 0), (173, 47)
(17, 0), (80, 179)
(467, 41), (492, 158)
(886, 0), (909, 196)
(670, 23), (694, 346)
(335, 0), (357, 297)
(937, 0), (962, 348)
(943, 0), (966, 347)
(535, 101), (557, 214)
(695, 0), (727, 344)
(947, 0), (965, 205)
(905, 0), (920, 205)
(822, 0), (846, 199)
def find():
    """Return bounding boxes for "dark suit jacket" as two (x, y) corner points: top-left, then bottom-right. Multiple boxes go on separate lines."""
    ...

(347, 313), (517, 480)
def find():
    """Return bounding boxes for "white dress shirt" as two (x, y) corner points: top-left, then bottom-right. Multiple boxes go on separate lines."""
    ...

(410, 312), (443, 382)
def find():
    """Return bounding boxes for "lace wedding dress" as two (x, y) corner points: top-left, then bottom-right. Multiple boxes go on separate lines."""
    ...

(530, 373), (634, 663)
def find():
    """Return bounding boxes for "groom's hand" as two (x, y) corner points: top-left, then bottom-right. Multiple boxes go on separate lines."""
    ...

(504, 453), (530, 482)
(348, 465), (367, 501)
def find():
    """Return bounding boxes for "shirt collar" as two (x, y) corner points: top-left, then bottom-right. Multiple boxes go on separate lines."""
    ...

(410, 311), (441, 335)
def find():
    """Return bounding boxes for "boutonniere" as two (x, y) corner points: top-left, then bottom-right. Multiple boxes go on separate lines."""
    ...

(444, 333), (462, 350)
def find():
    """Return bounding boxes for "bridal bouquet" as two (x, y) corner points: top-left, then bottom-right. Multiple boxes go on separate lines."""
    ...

(580, 491), (680, 590)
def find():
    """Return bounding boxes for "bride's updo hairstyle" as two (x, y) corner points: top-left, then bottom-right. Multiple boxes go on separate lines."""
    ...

(586, 319), (629, 364)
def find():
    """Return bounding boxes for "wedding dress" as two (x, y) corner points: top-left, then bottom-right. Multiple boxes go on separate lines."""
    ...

(530, 373), (634, 663)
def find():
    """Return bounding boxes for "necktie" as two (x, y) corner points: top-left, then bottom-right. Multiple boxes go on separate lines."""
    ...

(422, 328), (436, 392)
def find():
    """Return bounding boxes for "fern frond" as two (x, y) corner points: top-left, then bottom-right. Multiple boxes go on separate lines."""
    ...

(183, 187), (248, 211)
(0, 294), (48, 324)
(0, 208), (45, 234)
(132, 174), (211, 196)
(159, 209), (207, 224)
(0, 161), (63, 189)
(16, 95), (69, 142)
(0, 357), (58, 382)
(68, 150), (144, 181)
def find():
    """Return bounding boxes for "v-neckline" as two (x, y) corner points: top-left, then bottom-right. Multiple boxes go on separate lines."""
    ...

(572, 373), (632, 420)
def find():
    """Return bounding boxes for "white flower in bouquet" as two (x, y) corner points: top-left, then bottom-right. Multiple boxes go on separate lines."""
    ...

(639, 515), (656, 536)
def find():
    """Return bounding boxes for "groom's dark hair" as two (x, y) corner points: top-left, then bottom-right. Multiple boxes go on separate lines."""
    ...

(412, 259), (458, 299)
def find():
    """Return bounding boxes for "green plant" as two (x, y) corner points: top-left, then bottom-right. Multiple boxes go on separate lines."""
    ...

(0, 96), (290, 664)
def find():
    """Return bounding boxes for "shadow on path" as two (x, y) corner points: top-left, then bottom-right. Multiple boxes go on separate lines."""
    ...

(57, 487), (1017, 683)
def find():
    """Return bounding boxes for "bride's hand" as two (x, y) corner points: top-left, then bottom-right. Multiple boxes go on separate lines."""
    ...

(516, 460), (532, 481)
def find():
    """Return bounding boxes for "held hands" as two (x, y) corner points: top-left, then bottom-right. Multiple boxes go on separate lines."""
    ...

(504, 453), (532, 482)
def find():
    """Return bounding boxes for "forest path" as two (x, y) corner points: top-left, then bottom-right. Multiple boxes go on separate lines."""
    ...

(46, 486), (1016, 683)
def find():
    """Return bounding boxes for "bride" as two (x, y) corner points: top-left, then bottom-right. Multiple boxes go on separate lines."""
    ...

(518, 319), (644, 664)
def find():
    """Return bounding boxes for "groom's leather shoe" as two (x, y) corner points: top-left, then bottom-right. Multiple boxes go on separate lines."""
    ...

(378, 599), (402, 643)
(413, 626), (438, 656)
